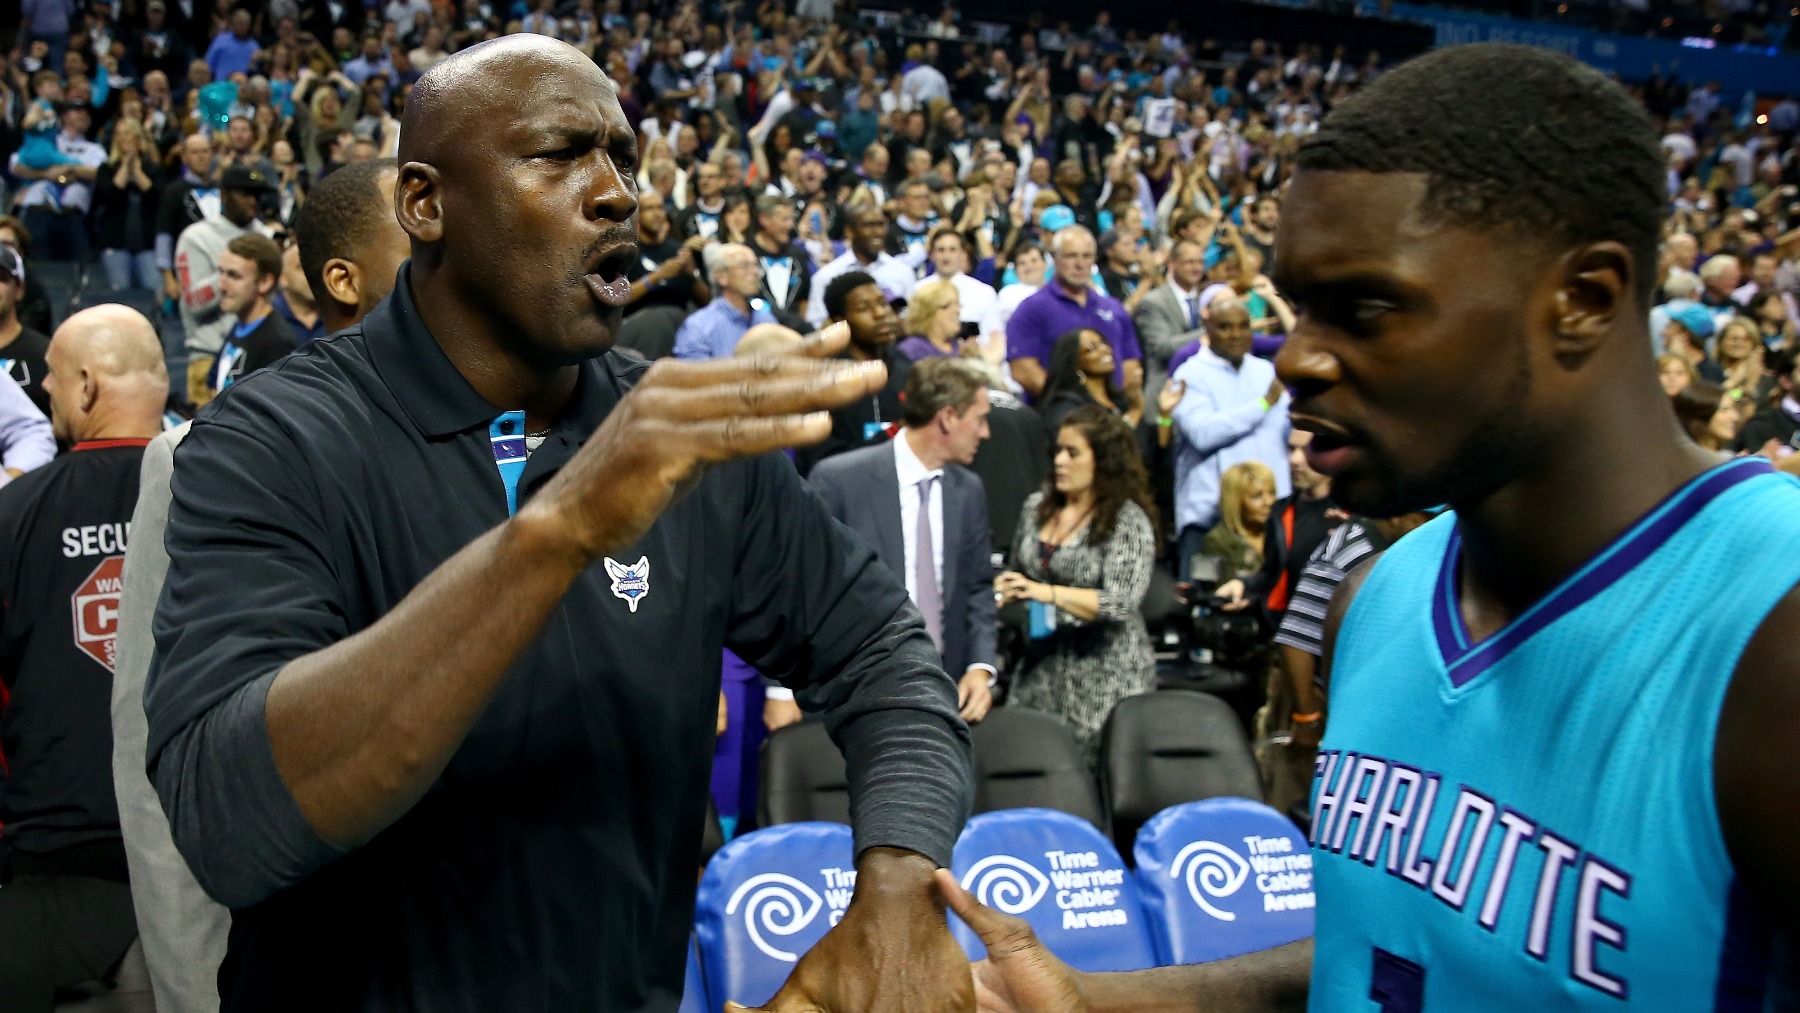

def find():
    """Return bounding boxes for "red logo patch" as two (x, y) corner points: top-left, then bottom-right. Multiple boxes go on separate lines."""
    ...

(72, 555), (126, 672)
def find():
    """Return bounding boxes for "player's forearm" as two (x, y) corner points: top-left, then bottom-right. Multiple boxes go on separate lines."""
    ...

(264, 507), (590, 849)
(1082, 938), (1312, 1013)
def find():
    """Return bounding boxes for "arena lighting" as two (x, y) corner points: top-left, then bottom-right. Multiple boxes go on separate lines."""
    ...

(1760, 114), (1770, 124)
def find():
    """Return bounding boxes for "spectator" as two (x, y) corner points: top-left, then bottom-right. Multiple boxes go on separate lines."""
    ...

(1169, 298), (1291, 577)
(887, 178), (939, 270)
(155, 132), (220, 303)
(673, 160), (726, 240)
(1673, 380), (1741, 452)
(0, 368), (56, 483)
(1717, 317), (1772, 408)
(1735, 348), (1800, 454)
(175, 164), (273, 404)
(1697, 253), (1741, 325)
(1749, 290), (1796, 350)
(897, 277), (963, 361)
(291, 158), (408, 335)
(671, 243), (774, 360)
(924, 228), (998, 337)
(900, 44), (950, 106)
(0, 218), (55, 337)
(748, 194), (812, 325)
(206, 232), (297, 398)
(1005, 225), (1143, 401)
(994, 242), (1046, 335)
(1201, 460), (1277, 581)
(1659, 352), (1697, 399)
(1035, 327), (1139, 435)
(340, 34), (396, 87)
(273, 241), (326, 346)
(1661, 301), (1725, 383)
(0, 246), (54, 418)
(797, 269), (913, 474)
(204, 9), (261, 82)
(810, 357), (998, 723)
(1133, 237), (1209, 392)
(8, 105), (106, 262)
(805, 205), (919, 329)
(92, 119), (165, 293)
(0, 305), (166, 1012)
(995, 404), (1157, 762)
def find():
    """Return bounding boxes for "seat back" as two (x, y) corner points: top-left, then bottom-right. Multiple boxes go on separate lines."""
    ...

(616, 304), (688, 360)
(950, 808), (1157, 973)
(758, 719), (850, 828)
(1132, 798), (1314, 965)
(1100, 691), (1261, 854)
(694, 822), (857, 1009)
(970, 706), (1107, 831)
(677, 937), (707, 1013)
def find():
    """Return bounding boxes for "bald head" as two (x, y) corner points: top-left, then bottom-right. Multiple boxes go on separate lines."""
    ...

(393, 31), (640, 362)
(44, 305), (168, 443)
(400, 35), (613, 170)
(735, 323), (805, 359)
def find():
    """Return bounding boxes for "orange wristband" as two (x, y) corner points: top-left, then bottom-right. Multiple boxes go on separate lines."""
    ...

(1291, 710), (1324, 724)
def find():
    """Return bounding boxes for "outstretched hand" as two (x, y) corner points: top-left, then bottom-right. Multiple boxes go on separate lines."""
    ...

(935, 868), (1090, 1013)
(524, 322), (880, 562)
(726, 849), (974, 1013)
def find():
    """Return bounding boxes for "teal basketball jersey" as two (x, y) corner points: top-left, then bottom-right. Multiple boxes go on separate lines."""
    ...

(1310, 457), (1800, 1011)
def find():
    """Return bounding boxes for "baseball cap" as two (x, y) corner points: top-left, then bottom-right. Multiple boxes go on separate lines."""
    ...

(0, 246), (23, 287)
(815, 119), (836, 139)
(1665, 301), (1716, 340)
(220, 164), (277, 193)
(1037, 204), (1075, 232)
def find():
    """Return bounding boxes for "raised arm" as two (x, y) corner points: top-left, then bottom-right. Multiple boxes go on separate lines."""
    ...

(146, 329), (890, 907)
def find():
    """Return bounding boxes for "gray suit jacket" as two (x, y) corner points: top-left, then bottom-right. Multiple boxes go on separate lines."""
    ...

(112, 421), (229, 1012)
(1133, 283), (1206, 392)
(810, 439), (997, 676)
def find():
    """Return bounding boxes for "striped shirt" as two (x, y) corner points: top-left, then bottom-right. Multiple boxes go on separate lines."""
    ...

(1273, 520), (1382, 661)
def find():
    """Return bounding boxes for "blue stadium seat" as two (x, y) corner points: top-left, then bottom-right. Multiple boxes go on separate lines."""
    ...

(1132, 798), (1315, 966)
(949, 808), (1157, 973)
(677, 938), (706, 1013)
(694, 821), (857, 1010)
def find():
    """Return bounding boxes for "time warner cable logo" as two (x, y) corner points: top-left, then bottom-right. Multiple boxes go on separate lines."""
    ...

(1171, 836), (1314, 921)
(726, 868), (857, 962)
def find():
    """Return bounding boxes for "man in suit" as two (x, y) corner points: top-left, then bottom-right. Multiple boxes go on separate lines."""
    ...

(810, 357), (999, 722)
(1133, 237), (1211, 396)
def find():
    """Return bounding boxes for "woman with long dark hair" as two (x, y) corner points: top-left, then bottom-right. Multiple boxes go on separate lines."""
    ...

(996, 405), (1158, 762)
(1036, 328), (1138, 435)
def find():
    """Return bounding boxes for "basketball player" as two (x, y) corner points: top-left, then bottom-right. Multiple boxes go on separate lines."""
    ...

(937, 44), (1799, 1009)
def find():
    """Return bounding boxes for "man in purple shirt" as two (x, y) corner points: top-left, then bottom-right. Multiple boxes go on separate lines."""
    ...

(1005, 225), (1143, 401)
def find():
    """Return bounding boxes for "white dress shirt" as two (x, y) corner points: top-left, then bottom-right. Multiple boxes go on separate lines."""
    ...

(895, 432), (995, 680)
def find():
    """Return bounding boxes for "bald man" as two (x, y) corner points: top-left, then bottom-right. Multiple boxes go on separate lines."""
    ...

(143, 35), (973, 1012)
(0, 306), (166, 1013)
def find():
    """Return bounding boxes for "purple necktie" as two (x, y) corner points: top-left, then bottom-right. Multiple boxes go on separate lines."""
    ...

(915, 475), (943, 652)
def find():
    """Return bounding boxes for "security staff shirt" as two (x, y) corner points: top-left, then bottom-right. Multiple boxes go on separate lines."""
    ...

(0, 439), (148, 856)
(145, 265), (972, 1012)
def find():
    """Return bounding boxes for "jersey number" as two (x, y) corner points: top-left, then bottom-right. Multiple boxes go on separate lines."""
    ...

(1371, 948), (1424, 1013)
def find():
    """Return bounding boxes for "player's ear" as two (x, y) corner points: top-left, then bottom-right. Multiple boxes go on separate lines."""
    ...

(1549, 241), (1634, 366)
(322, 259), (362, 310)
(81, 366), (102, 416)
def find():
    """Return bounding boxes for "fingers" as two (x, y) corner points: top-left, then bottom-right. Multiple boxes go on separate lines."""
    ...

(642, 359), (886, 422)
(935, 868), (1042, 960)
(679, 412), (836, 462)
(798, 320), (853, 359)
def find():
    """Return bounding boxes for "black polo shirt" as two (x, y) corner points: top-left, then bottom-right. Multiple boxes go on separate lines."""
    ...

(0, 439), (148, 860)
(144, 264), (971, 1012)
